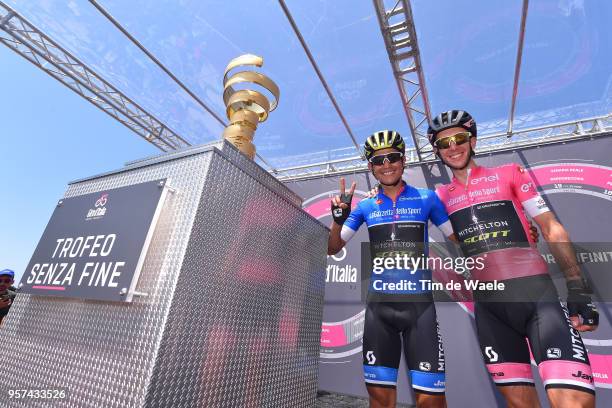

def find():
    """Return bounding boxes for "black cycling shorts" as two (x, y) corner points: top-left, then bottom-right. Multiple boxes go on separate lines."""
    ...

(474, 274), (595, 394)
(362, 300), (445, 394)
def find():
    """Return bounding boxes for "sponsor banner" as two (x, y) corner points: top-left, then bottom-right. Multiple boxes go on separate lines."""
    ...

(450, 200), (528, 256)
(540, 242), (612, 302)
(20, 179), (169, 302)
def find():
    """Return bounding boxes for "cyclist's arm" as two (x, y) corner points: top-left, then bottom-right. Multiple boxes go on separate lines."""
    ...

(430, 190), (456, 241)
(533, 212), (583, 282)
(511, 164), (583, 282)
(328, 203), (364, 255)
(328, 222), (346, 255)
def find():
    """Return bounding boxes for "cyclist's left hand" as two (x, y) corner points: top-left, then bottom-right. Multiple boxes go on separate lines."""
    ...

(568, 292), (599, 332)
(528, 220), (539, 243)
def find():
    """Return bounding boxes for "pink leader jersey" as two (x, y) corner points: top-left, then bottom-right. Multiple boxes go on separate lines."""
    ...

(436, 163), (551, 281)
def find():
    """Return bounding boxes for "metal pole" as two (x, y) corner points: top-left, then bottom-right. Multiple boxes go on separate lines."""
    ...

(507, 0), (529, 136)
(87, 0), (276, 170)
(278, 0), (364, 159)
(0, 1), (196, 151)
(372, 0), (433, 161)
(88, 0), (226, 127)
(401, 0), (431, 120)
(0, 9), (13, 26)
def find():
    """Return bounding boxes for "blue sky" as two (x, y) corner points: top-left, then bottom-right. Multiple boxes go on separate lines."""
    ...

(0, 44), (156, 283)
(4, 0), (609, 166)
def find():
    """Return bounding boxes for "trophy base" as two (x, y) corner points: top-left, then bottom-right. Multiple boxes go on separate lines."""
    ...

(0, 141), (328, 407)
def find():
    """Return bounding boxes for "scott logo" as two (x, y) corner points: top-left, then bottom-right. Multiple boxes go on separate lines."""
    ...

(366, 351), (376, 365)
(463, 230), (510, 244)
(484, 346), (498, 363)
(95, 193), (108, 207)
(572, 371), (594, 383)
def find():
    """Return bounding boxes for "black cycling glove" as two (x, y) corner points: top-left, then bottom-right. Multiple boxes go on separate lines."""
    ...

(567, 279), (599, 326)
(331, 193), (353, 225)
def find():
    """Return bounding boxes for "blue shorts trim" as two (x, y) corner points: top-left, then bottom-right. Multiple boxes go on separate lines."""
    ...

(409, 370), (445, 393)
(364, 365), (398, 386)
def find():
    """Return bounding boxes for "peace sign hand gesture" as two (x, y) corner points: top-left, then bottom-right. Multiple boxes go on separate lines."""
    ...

(331, 177), (356, 225)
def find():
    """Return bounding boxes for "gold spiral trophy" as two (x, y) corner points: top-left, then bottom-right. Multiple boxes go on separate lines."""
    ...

(222, 54), (279, 159)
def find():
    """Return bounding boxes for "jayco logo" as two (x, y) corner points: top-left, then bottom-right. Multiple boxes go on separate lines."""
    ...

(572, 371), (594, 383)
(87, 193), (108, 220)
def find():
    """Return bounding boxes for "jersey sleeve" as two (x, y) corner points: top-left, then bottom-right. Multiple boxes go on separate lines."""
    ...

(340, 201), (365, 243)
(429, 190), (453, 237)
(510, 163), (550, 217)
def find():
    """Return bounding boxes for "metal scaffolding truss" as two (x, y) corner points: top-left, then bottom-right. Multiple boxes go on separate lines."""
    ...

(2, 0), (610, 181)
(0, 1), (189, 152)
(274, 113), (612, 181)
(0, 0), (351, 171)
(370, 0), (562, 161)
(271, 0), (611, 180)
(373, 0), (433, 161)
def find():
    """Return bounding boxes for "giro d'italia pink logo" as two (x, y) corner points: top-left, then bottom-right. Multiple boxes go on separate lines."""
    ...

(87, 193), (108, 220)
(95, 193), (108, 208)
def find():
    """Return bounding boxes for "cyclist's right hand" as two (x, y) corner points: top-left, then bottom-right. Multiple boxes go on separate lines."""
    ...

(331, 177), (356, 225)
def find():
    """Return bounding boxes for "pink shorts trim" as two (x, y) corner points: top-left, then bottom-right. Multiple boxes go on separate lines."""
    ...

(538, 360), (595, 391)
(487, 362), (534, 384)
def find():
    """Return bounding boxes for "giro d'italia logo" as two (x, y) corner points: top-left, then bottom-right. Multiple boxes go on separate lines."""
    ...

(95, 193), (108, 208)
(87, 193), (108, 220)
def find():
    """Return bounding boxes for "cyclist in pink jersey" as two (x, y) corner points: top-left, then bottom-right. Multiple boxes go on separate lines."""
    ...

(429, 110), (598, 408)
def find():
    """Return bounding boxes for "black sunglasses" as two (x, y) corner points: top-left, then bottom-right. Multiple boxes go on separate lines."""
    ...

(369, 152), (404, 166)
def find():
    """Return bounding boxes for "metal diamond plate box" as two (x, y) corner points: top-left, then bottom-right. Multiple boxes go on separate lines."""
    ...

(0, 141), (328, 408)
